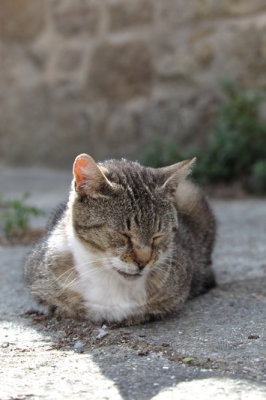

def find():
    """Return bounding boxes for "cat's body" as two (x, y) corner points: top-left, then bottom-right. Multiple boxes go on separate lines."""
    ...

(25, 155), (216, 325)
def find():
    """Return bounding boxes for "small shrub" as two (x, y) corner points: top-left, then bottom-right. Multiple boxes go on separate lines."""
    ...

(0, 193), (44, 237)
(248, 160), (266, 194)
(194, 81), (266, 185)
(140, 81), (266, 194)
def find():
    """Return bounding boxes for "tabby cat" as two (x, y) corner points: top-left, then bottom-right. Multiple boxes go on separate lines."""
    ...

(25, 154), (216, 325)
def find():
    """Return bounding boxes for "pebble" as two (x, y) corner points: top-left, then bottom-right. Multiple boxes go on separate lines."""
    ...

(248, 335), (260, 340)
(73, 342), (85, 353)
(96, 328), (108, 340)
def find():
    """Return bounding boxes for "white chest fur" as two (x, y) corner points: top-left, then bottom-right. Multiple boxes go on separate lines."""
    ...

(66, 226), (147, 323)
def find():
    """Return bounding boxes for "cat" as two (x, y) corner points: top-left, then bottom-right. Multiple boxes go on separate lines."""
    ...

(25, 153), (216, 326)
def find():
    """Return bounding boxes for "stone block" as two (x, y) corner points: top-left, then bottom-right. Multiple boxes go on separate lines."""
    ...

(0, 0), (45, 43)
(52, 0), (100, 36)
(260, 25), (266, 61)
(218, 0), (266, 16)
(0, 84), (52, 164)
(105, 108), (141, 156)
(88, 41), (153, 102)
(157, 54), (196, 81)
(225, 24), (266, 87)
(159, 0), (266, 26)
(195, 43), (214, 68)
(191, 0), (266, 19)
(159, 0), (197, 25)
(140, 93), (218, 148)
(0, 83), (97, 166)
(108, 0), (154, 31)
(49, 103), (97, 166)
(55, 47), (83, 73)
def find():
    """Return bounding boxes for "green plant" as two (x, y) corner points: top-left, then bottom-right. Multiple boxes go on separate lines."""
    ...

(194, 81), (266, 185)
(0, 193), (44, 236)
(140, 81), (266, 193)
(248, 160), (266, 194)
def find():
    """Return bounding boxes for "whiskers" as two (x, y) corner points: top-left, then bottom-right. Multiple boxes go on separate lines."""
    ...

(147, 249), (176, 290)
(31, 256), (113, 298)
(58, 256), (112, 291)
(31, 249), (179, 307)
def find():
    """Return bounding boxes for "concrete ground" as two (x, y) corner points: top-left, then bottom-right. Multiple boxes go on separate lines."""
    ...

(0, 166), (265, 400)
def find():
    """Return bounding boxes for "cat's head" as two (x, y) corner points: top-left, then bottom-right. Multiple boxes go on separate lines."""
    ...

(71, 154), (195, 281)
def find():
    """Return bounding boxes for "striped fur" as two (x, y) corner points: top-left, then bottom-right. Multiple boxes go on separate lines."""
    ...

(25, 155), (216, 325)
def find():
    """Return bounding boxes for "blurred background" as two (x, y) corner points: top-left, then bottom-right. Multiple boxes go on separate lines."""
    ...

(1, 0), (266, 193)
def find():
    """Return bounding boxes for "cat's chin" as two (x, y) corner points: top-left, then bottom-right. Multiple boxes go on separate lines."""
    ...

(116, 269), (142, 280)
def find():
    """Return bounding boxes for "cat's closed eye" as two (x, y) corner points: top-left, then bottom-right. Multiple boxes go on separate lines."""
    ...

(120, 232), (131, 240)
(151, 233), (167, 247)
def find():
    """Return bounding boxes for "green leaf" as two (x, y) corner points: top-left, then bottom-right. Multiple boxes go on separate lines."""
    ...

(182, 357), (193, 363)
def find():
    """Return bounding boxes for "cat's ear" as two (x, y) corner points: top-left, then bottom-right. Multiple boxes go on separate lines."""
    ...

(157, 157), (196, 195)
(73, 154), (112, 196)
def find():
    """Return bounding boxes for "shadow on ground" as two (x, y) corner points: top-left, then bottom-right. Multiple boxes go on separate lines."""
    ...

(1, 272), (265, 399)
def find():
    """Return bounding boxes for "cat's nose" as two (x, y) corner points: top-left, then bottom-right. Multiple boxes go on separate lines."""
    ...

(134, 246), (151, 269)
(136, 259), (148, 269)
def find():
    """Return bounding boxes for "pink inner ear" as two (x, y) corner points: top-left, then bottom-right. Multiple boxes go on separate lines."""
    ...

(73, 156), (90, 187)
(73, 154), (106, 194)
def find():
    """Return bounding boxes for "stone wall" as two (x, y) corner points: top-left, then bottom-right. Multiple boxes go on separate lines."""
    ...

(1, 0), (266, 167)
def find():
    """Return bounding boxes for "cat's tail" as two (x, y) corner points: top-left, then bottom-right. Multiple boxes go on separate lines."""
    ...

(175, 180), (216, 241)
(175, 180), (216, 297)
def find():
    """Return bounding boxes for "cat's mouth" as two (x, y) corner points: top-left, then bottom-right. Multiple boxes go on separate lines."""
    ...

(116, 269), (141, 280)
